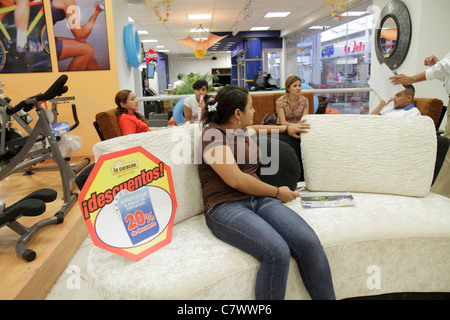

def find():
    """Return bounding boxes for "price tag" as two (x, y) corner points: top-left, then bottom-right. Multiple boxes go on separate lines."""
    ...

(114, 189), (160, 245)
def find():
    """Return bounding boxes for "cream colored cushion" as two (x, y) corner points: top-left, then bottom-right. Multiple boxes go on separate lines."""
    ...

(301, 115), (437, 197)
(87, 191), (450, 300)
(92, 124), (204, 225)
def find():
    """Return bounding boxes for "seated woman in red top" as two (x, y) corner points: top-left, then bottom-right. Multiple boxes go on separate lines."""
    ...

(115, 90), (151, 135)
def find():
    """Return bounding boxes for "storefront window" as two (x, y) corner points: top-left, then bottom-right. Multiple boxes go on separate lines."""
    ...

(285, 2), (373, 114)
(263, 49), (281, 88)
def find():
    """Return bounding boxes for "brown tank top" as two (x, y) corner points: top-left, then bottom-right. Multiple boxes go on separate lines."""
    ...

(197, 123), (261, 210)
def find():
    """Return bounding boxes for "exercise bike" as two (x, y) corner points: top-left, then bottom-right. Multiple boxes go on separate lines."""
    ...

(0, 75), (89, 261)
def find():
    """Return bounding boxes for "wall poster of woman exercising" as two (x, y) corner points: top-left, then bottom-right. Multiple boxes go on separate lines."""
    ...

(0, 0), (109, 73)
(51, 0), (110, 71)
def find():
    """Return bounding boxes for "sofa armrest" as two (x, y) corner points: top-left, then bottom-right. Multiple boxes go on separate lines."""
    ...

(413, 98), (443, 128)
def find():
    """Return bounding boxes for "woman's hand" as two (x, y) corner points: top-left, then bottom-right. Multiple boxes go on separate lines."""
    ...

(276, 186), (299, 203)
(198, 98), (206, 109)
(287, 119), (310, 138)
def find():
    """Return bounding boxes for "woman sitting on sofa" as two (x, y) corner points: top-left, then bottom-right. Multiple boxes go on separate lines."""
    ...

(276, 75), (310, 125)
(198, 85), (335, 300)
(275, 76), (310, 180)
(115, 90), (151, 135)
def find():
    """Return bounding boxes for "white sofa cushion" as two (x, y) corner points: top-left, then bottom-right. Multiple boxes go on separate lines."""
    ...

(300, 115), (437, 197)
(87, 191), (450, 300)
(92, 124), (204, 225)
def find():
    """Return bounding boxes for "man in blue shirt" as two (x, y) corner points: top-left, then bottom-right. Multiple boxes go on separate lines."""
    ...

(370, 85), (420, 117)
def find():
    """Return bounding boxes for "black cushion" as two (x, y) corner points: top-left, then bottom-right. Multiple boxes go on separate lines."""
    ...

(434, 135), (450, 184)
(254, 135), (301, 191)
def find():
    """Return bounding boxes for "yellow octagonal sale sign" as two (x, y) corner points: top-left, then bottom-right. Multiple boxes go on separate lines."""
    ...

(78, 146), (177, 261)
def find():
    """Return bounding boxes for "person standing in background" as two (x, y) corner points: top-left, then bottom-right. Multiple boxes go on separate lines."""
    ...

(390, 52), (450, 136)
(173, 74), (184, 94)
(391, 52), (450, 197)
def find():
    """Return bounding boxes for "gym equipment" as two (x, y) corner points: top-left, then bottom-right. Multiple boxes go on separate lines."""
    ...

(0, 189), (58, 262)
(0, 75), (89, 260)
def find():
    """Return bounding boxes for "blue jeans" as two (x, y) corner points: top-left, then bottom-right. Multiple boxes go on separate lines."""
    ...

(205, 197), (335, 300)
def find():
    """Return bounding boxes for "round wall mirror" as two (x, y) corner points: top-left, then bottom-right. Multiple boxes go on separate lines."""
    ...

(375, 0), (411, 70)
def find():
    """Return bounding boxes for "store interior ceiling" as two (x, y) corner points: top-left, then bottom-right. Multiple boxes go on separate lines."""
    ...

(127, 0), (358, 55)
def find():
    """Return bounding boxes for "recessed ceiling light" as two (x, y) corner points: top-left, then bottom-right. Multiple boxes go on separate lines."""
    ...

(128, 17), (134, 22)
(188, 14), (212, 20)
(250, 27), (270, 31)
(309, 26), (330, 30)
(158, 49), (170, 52)
(156, 45), (165, 48)
(141, 39), (158, 43)
(264, 12), (291, 18)
(138, 30), (148, 35)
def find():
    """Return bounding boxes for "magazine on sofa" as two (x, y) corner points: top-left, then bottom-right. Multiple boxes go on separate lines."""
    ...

(300, 193), (355, 208)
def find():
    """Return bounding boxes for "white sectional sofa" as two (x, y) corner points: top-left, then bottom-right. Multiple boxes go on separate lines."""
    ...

(86, 115), (450, 299)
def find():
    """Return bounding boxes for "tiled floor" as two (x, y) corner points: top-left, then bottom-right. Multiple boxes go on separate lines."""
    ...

(45, 235), (99, 300)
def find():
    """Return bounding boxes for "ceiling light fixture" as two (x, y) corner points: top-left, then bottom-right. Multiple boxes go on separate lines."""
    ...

(309, 26), (330, 30)
(250, 27), (270, 31)
(188, 14), (212, 20)
(141, 39), (158, 43)
(342, 11), (367, 16)
(264, 12), (291, 18)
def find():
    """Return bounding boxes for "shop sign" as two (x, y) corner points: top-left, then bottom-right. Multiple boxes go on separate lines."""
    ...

(322, 45), (335, 57)
(146, 50), (159, 65)
(79, 146), (177, 261)
(231, 41), (244, 57)
(344, 41), (365, 53)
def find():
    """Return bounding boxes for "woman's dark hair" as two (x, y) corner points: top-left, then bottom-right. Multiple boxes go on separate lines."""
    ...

(193, 79), (208, 90)
(115, 89), (146, 122)
(202, 85), (249, 129)
(193, 79), (210, 102)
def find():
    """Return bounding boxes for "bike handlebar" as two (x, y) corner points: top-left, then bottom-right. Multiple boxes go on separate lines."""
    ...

(7, 75), (69, 115)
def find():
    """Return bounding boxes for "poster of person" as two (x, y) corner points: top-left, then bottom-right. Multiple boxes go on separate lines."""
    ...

(0, 0), (52, 73)
(51, 0), (110, 71)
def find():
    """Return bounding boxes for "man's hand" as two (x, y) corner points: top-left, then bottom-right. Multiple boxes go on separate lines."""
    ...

(390, 74), (413, 85)
(424, 55), (439, 67)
